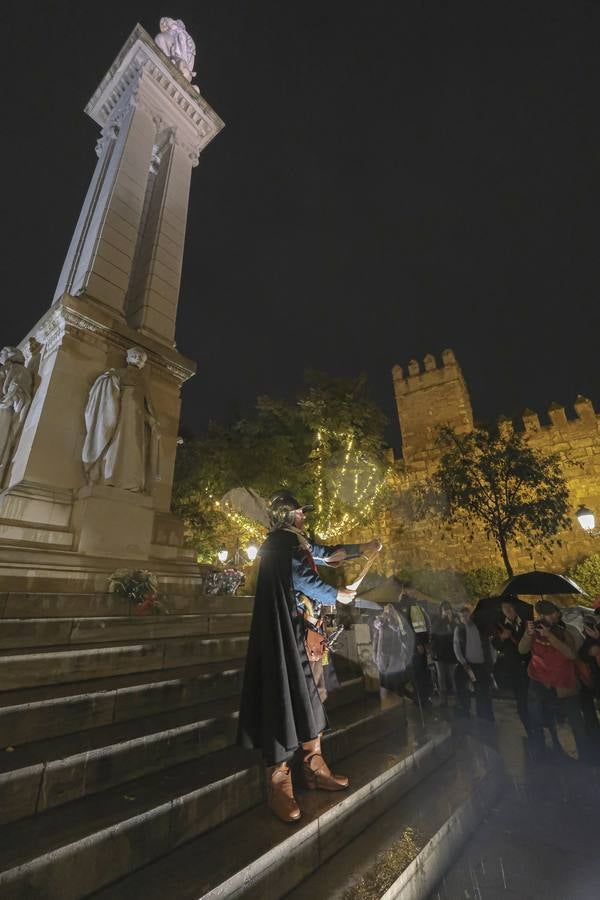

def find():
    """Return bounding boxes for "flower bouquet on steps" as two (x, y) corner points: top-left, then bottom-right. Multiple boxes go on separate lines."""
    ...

(205, 568), (245, 596)
(108, 569), (170, 615)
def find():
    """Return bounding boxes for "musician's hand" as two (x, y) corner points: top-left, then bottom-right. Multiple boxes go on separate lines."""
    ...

(361, 539), (382, 558)
(337, 588), (357, 605)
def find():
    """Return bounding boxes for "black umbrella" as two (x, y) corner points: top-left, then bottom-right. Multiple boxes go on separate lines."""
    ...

(472, 595), (533, 633)
(500, 572), (587, 598)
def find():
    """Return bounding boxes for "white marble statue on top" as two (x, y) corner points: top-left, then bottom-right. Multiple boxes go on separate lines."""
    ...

(0, 347), (33, 484)
(82, 347), (160, 493)
(154, 17), (197, 82)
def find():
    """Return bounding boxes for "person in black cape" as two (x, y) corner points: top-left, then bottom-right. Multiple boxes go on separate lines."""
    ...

(237, 490), (381, 823)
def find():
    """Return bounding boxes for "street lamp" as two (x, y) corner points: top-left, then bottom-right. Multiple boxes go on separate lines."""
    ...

(576, 505), (600, 537)
(217, 547), (229, 564)
(246, 543), (258, 562)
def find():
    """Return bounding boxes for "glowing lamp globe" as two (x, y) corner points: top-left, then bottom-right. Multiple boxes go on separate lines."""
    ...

(576, 505), (596, 533)
(246, 543), (259, 562)
(217, 548), (229, 564)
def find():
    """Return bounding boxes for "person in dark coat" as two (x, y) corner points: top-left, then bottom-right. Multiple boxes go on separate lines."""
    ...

(237, 489), (381, 823)
(492, 596), (530, 733)
(430, 601), (459, 707)
(578, 608), (600, 739)
(398, 591), (432, 706)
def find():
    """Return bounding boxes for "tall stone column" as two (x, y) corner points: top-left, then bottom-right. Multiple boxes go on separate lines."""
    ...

(0, 24), (224, 592)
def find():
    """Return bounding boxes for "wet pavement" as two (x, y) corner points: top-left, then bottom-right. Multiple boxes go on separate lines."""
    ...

(428, 699), (600, 900)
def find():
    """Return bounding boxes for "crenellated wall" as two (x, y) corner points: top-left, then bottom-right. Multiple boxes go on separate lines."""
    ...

(386, 350), (600, 588)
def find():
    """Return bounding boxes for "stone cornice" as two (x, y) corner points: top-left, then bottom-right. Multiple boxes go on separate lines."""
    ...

(22, 297), (196, 384)
(85, 23), (224, 161)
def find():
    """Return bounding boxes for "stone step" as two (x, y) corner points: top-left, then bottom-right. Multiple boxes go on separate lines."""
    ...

(0, 696), (240, 826)
(0, 658), (363, 747)
(0, 611), (252, 650)
(0, 633), (250, 690)
(90, 721), (452, 900)
(285, 732), (504, 900)
(0, 676), (368, 825)
(0, 592), (254, 619)
(0, 659), (246, 747)
(0, 695), (406, 900)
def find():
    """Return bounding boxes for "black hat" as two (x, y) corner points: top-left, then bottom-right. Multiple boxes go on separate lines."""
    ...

(269, 490), (314, 527)
(269, 490), (314, 512)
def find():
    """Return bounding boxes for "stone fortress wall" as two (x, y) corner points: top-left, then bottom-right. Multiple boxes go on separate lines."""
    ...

(379, 349), (600, 596)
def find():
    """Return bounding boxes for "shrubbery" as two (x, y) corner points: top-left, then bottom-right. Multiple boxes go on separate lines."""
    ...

(569, 553), (600, 602)
(463, 565), (505, 600)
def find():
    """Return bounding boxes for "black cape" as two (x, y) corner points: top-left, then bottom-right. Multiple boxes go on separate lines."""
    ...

(237, 529), (327, 765)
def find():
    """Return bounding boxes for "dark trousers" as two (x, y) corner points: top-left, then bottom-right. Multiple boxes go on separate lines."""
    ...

(454, 663), (494, 720)
(528, 680), (588, 760)
(507, 667), (530, 734)
(579, 687), (600, 736)
(412, 643), (432, 704)
(434, 660), (455, 703)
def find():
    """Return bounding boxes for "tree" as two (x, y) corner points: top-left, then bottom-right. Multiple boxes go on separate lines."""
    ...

(426, 426), (571, 578)
(172, 373), (394, 562)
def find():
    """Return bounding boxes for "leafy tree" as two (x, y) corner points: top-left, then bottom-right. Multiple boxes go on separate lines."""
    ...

(425, 426), (571, 578)
(172, 373), (393, 562)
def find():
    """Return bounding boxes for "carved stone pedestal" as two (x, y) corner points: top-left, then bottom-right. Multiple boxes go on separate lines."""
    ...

(0, 24), (223, 593)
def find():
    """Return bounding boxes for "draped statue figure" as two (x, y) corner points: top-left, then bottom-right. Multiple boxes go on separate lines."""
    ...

(154, 18), (197, 82)
(82, 347), (160, 493)
(0, 347), (33, 485)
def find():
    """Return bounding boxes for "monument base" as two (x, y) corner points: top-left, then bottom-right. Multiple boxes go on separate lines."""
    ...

(0, 542), (203, 595)
(73, 484), (155, 559)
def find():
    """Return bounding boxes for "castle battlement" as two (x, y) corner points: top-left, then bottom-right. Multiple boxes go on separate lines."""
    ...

(392, 349), (474, 462)
(497, 395), (598, 441)
(392, 348), (460, 396)
(388, 350), (600, 586)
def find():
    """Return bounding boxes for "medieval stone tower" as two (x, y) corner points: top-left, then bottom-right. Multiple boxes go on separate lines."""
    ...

(392, 349), (474, 467)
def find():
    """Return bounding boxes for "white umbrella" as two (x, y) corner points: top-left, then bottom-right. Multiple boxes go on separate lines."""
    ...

(220, 486), (270, 528)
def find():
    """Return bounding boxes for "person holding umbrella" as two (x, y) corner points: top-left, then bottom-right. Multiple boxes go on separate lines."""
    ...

(491, 595), (531, 734)
(237, 489), (381, 823)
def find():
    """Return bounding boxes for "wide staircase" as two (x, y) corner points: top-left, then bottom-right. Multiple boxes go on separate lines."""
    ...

(0, 591), (502, 900)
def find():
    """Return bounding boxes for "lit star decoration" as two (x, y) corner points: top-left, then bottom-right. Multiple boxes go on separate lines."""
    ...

(312, 427), (392, 540)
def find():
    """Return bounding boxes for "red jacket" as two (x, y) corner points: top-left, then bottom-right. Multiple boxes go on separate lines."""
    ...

(527, 628), (578, 693)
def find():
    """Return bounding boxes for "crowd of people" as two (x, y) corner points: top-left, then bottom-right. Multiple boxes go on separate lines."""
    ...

(373, 591), (600, 764)
(237, 488), (600, 827)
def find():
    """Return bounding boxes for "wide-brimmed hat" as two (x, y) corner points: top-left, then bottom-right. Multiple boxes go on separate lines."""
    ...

(269, 491), (314, 526)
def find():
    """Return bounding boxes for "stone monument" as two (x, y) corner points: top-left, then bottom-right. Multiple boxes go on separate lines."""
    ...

(0, 22), (224, 592)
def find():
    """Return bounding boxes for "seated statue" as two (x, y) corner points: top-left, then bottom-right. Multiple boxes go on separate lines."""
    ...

(154, 17), (197, 82)
(82, 347), (160, 493)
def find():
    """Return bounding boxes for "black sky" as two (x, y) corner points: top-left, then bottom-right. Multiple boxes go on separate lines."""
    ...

(3, 1), (600, 450)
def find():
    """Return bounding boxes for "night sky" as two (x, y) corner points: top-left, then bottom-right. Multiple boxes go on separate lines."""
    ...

(4, 2), (600, 450)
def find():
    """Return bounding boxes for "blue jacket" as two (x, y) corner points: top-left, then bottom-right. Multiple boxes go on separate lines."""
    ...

(292, 539), (361, 613)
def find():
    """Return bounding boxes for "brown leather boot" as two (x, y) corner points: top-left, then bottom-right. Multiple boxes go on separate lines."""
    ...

(302, 736), (349, 791)
(266, 762), (301, 823)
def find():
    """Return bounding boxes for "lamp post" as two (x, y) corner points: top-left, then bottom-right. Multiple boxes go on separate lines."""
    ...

(576, 505), (600, 537)
(216, 544), (259, 566)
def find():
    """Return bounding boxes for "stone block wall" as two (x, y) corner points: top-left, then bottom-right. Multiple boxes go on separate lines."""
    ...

(382, 350), (600, 593)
